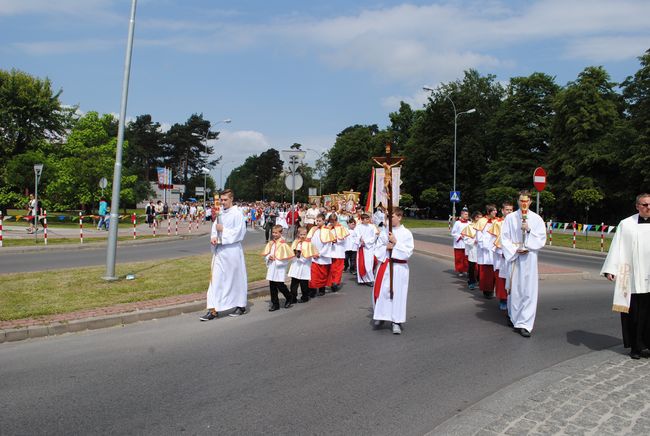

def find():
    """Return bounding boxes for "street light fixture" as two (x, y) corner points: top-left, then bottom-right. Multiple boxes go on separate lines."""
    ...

(33, 163), (43, 241)
(423, 86), (476, 220)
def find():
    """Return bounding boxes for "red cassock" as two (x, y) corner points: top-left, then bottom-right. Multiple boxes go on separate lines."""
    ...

(309, 263), (330, 288)
(328, 258), (345, 286)
(454, 248), (469, 273)
(479, 264), (495, 292)
(495, 273), (507, 300)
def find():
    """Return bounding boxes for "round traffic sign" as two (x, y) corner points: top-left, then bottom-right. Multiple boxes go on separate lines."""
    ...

(533, 167), (546, 191)
(99, 177), (108, 189)
(284, 173), (303, 191)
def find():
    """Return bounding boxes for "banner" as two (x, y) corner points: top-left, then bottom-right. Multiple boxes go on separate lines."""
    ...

(157, 167), (166, 185)
(365, 168), (375, 213)
(374, 166), (401, 208)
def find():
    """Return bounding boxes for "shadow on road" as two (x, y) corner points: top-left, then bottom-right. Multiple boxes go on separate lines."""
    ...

(566, 329), (620, 351)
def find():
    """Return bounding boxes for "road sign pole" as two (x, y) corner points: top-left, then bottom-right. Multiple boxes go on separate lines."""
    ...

(536, 191), (540, 215)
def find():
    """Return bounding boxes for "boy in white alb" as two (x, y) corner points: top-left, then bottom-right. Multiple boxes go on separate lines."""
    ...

(262, 225), (295, 311)
(372, 207), (414, 335)
(356, 213), (379, 285)
(344, 218), (360, 275)
(289, 227), (318, 303)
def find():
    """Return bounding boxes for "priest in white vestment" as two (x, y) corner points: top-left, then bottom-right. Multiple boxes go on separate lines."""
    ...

(601, 193), (650, 359)
(372, 207), (414, 335)
(200, 189), (248, 321)
(501, 192), (546, 337)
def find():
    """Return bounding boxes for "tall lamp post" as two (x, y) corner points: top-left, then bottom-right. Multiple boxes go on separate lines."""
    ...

(218, 161), (235, 191)
(423, 86), (475, 220)
(33, 163), (43, 241)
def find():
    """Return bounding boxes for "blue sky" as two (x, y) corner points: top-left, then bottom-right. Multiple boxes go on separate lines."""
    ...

(2, 0), (649, 185)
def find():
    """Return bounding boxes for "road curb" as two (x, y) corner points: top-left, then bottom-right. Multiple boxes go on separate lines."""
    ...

(0, 281), (270, 344)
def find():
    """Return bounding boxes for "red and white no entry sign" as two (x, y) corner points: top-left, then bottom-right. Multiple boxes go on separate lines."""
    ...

(533, 167), (547, 191)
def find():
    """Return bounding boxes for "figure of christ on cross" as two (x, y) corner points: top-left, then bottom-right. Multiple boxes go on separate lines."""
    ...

(372, 142), (405, 299)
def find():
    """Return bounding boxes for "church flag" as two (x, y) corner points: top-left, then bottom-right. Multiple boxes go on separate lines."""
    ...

(374, 166), (401, 208)
(365, 168), (375, 213)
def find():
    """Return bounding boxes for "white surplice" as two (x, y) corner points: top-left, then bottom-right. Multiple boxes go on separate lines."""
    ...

(265, 242), (289, 282)
(501, 209), (546, 332)
(288, 241), (313, 280)
(372, 225), (414, 324)
(356, 223), (378, 283)
(206, 205), (248, 311)
(451, 220), (469, 249)
(601, 214), (650, 312)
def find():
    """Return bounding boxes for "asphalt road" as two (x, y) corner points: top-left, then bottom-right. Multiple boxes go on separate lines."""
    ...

(0, 253), (620, 435)
(412, 231), (606, 273)
(0, 232), (263, 274)
(0, 228), (605, 275)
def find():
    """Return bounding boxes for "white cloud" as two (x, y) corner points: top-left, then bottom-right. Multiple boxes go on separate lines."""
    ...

(13, 39), (119, 55)
(565, 36), (650, 62)
(0, 0), (118, 19)
(381, 89), (431, 111)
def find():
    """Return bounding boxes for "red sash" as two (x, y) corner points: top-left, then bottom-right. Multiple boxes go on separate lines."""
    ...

(358, 246), (367, 277)
(373, 259), (389, 303)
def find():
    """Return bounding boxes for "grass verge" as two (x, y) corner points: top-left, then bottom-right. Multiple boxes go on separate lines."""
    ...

(546, 232), (610, 252)
(402, 218), (449, 228)
(0, 250), (266, 321)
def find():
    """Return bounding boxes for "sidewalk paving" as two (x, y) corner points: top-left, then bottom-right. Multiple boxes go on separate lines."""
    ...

(3, 223), (636, 436)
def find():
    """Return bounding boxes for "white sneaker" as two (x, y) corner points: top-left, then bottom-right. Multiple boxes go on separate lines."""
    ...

(392, 323), (401, 335)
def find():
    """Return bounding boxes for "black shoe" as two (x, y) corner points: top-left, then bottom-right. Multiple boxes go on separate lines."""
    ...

(200, 311), (217, 321)
(631, 351), (642, 360)
(507, 318), (514, 327)
(298, 297), (309, 303)
(519, 328), (531, 338)
(318, 288), (326, 296)
(284, 300), (293, 309)
(372, 320), (384, 329)
(483, 291), (494, 299)
(229, 307), (246, 317)
(331, 284), (339, 293)
(291, 297), (298, 304)
(309, 292), (316, 298)
(268, 305), (280, 312)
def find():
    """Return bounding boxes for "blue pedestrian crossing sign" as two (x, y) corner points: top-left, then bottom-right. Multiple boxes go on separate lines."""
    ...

(450, 191), (461, 203)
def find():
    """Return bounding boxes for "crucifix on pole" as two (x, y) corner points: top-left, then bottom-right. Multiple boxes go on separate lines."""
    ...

(372, 142), (405, 299)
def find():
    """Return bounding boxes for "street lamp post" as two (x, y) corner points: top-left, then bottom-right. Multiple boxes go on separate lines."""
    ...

(33, 163), (43, 241)
(218, 161), (234, 191)
(423, 86), (475, 221)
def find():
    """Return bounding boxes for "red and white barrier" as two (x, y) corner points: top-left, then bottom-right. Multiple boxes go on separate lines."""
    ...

(153, 219), (157, 238)
(548, 220), (553, 246)
(175, 217), (178, 236)
(167, 216), (171, 236)
(600, 222), (605, 253)
(448, 215), (452, 231)
(132, 213), (137, 239)
(572, 221), (576, 249)
(79, 212), (84, 244)
(43, 210), (48, 245)
(0, 211), (3, 248)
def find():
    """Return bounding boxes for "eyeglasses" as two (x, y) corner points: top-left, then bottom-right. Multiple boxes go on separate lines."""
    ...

(639, 203), (650, 208)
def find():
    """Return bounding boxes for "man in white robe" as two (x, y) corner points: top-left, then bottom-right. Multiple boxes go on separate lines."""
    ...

(372, 207), (414, 335)
(601, 193), (650, 359)
(501, 191), (547, 337)
(200, 189), (248, 320)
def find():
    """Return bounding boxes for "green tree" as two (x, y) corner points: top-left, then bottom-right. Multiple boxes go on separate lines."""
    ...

(0, 69), (74, 180)
(621, 50), (650, 194)
(549, 66), (628, 221)
(484, 73), (559, 189)
(484, 187), (519, 207)
(125, 114), (165, 184)
(163, 114), (221, 186)
(399, 192), (414, 207)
